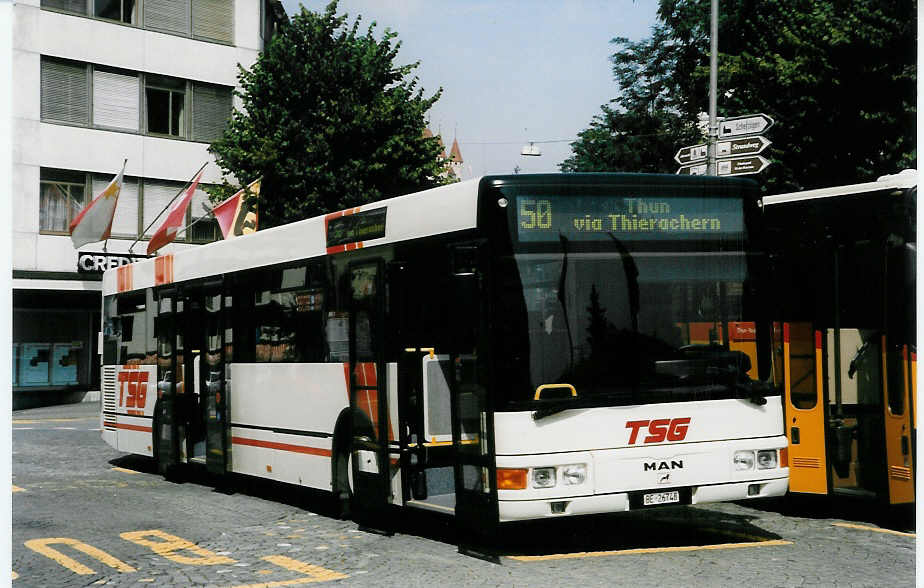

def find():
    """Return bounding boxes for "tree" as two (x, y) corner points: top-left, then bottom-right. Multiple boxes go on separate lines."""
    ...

(208, 1), (450, 227)
(563, 0), (916, 192)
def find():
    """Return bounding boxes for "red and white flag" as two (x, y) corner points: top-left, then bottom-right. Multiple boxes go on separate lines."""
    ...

(69, 160), (126, 249)
(212, 178), (260, 239)
(146, 169), (204, 255)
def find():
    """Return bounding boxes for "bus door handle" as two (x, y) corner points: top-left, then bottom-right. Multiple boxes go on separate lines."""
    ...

(790, 426), (800, 444)
(901, 435), (910, 456)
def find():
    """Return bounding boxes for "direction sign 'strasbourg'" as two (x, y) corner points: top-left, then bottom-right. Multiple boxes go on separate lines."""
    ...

(716, 155), (771, 177)
(716, 135), (771, 158)
(718, 114), (774, 138)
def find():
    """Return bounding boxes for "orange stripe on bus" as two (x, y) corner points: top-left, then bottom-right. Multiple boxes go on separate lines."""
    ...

(115, 423), (152, 433)
(231, 436), (332, 457)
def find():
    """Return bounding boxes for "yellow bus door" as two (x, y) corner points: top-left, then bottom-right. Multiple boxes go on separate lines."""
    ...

(883, 338), (914, 504)
(783, 323), (828, 494)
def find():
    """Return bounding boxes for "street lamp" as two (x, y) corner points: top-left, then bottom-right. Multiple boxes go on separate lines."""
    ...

(521, 142), (541, 156)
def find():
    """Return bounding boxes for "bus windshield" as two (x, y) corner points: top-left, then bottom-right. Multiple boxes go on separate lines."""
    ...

(493, 190), (769, 409)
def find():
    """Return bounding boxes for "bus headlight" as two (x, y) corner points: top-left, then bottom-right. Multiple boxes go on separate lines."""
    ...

(532, 467), (557, 488)
(561, 464), (587, 485)
(757, 450), (778, 469)
(733, 450), (755, 471)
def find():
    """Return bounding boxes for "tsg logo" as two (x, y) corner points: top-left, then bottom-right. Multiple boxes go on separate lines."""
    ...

(625, 417), (691, 444)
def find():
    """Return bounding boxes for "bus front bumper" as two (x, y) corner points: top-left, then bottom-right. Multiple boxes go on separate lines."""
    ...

(497, 476), (789, 522)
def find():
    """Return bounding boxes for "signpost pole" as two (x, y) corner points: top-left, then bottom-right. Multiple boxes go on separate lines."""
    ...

(707, 0), (718, 175)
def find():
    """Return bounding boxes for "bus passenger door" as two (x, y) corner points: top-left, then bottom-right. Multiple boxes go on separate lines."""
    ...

(154, 290), (180, 474)
(202, 288), (230, 475)
(782, 322), (828, 494)
(884, 339), (915, 503)
(347, 260), (391, 524)
(447, 247), (497, 545)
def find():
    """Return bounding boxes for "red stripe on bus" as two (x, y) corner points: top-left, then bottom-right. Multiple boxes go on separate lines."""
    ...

(815, 330), (822, 350)
(783, 323), (790, 344)
(231, 436), (332, 457)
(115, 423), (152, 433)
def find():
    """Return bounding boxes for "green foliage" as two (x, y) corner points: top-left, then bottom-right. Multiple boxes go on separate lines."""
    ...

(208, 1), (451, 227)
(563, 0), (916, 192)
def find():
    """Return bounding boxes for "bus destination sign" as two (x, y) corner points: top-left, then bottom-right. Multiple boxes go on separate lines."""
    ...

(516, 196), (743, 242)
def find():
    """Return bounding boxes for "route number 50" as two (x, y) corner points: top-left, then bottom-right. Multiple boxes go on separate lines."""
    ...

(520, 199), (553, 229)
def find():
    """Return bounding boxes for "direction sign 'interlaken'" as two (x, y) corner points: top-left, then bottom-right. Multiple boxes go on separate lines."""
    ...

(674, 144), (708, 165)
(718, 114), (774, 138)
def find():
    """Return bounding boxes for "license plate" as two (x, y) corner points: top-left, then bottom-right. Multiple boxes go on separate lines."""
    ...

(642, 490), (680, 506)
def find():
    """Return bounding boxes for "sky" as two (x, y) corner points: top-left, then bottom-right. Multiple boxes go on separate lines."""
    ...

(282, 1), (660, 178)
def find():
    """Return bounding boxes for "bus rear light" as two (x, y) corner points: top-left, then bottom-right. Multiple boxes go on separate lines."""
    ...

(497, 468), (528, 490)
(779, 447), (788, 468)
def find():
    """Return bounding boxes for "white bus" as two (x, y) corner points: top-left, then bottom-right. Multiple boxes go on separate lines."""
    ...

(100, 173), (788, 538)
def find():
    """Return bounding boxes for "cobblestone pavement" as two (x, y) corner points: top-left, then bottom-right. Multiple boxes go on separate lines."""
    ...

(13, 403), (916, 587)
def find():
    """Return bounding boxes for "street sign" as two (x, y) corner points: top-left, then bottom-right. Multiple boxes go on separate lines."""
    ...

(718, 114), (774, 138)
(676, 163), (707, 176)
(716, 155), (770, 176)
(674, 144), (707, 165)
(716, 135), (771, 158)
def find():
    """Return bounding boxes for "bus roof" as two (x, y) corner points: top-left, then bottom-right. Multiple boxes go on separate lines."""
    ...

(761, 169), (917, 207)
(102, 177), (483, 296)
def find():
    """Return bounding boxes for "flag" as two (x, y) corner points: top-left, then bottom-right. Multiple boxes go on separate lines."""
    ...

(211, 178), (260, 239)
(146, 169), (204, 255)
(69, 160), (126, 249)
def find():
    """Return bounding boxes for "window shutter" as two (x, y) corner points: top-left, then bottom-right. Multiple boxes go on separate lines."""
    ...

(144, 0), (190, 35)
(93, 70), (139, 131)
(41, 0), (88, 15)
(94, 174), (139, 237)
(143, 180), (182, 236)
(192, 0), (233, 43)
(41, 58), (89, 125)
(192, 83), (232, 142)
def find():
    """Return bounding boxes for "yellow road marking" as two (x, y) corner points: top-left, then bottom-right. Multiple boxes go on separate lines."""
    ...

(833, 522), (915, 537)
(12, 485), (25, 493)
(24, 537), (137, 575)
(121, 530), (236, 566)
(507, 539), (793, 561)
(229, 555), (349, 587)
(13, 417), (95, 424)
(111, 467), (140, 475)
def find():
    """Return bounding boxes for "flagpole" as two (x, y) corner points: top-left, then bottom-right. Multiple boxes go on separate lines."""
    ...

(173, 203), (217, 240)
(103, 159), (127, 254)
(128, 161), (208, 254)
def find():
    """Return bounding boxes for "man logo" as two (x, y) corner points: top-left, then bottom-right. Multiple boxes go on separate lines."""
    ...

(644, 460), (684, 472)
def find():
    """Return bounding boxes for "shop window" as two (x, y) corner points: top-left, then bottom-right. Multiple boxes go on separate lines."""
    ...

(40, 168), (87, 233)
(145, 74), (186, 137)
(94, 0), (137, 24)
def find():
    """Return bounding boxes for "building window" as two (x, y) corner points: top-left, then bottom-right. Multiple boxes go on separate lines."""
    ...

(191, 82), (232, 142)
(93, 67), (140, 131)
(94, 0), (137, 24)
(40, 58), (89, 126)
(41, 0), (88, 16)
(42, 0), (235, 45)
(145, 74), (186, 137)
(40, 169), (87, 233)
